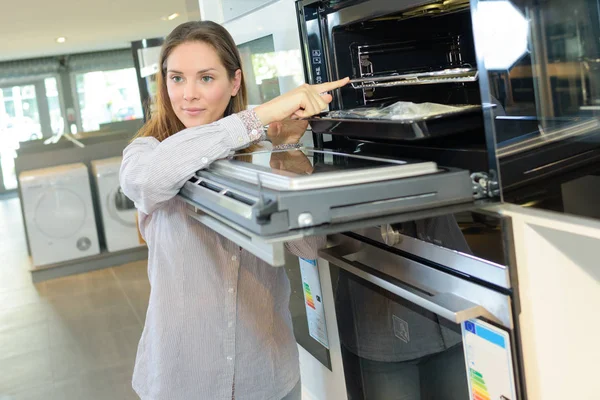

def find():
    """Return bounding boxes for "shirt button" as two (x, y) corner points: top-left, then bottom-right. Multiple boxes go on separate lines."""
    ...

(228, 321), (234, 328)
(227, 356), (233, 362)
(201, 157), (208, 164)
(251, 129), (258, 136)
(231, 255), (237, 261)
(228, 288), (234, 294)
(238, 137), (243, 143)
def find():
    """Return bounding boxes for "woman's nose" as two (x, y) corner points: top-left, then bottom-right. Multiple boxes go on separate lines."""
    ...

(183, 81), (200, 101)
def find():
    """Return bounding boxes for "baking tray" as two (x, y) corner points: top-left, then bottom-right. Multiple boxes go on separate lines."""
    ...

(308, 104), (484, 141)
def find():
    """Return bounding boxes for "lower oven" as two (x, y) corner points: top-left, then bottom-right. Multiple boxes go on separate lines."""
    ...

(319, 219), (524, 400)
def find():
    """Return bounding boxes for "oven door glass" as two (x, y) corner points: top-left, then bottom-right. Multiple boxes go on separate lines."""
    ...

(178, 148), (476, 266)
(329, 260), (469, 400)
(319, 228), (518, 400)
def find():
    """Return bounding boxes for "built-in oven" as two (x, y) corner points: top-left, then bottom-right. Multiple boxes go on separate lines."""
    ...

(318, 209), (525, 400)
(174, 0), (600, 398)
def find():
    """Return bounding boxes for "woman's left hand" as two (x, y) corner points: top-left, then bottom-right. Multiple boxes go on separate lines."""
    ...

(266, 119), (310, 146)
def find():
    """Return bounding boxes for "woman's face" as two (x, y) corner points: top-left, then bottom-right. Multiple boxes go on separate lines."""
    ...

(165, 41), (242, 128)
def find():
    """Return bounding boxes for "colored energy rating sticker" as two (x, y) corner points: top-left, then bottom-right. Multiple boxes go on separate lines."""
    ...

(462, 319), (517, 400)
(303, 282), (316, 309)
(299, 258), (329, 349)
(470, 369), (491, 400)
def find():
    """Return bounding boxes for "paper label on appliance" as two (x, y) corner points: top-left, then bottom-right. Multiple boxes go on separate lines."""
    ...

(462, 319), (517, 400)
(299, 258), (330, 349)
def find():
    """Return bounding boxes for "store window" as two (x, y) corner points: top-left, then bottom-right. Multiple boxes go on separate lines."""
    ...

(0, 83), (43, 190)
(0, 77), (66, 191)
(75, 68), (143, 132)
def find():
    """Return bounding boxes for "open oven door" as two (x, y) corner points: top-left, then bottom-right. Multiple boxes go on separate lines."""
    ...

(178, 147), (480, 266)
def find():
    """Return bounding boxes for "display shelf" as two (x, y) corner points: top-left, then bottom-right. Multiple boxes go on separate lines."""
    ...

(30, 246), (147, 283)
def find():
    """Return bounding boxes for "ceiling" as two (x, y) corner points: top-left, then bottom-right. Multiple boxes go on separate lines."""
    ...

(0, 0), (200, 62)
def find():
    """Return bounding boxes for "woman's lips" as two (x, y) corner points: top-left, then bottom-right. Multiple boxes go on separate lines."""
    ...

(183, 108), (205, 116)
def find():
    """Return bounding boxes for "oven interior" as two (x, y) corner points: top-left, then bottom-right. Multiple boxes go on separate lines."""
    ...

(308, 1), (492, 176)
(334, 5), (478, 109)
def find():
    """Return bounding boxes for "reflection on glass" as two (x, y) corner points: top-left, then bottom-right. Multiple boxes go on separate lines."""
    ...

(487, 0), (600, 119)
(473, 1), (529, 70)
(238, 35), (304, 106)
(0, 84), (42, 190)
(75, 68), (143, 132)
(479, 0), (600, 216)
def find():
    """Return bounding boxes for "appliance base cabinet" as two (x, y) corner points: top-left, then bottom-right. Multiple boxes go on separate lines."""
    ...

(499, 205), (600, 400)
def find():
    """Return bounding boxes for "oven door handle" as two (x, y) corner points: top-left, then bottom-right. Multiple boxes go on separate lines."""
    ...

(319, 246), (501, 325)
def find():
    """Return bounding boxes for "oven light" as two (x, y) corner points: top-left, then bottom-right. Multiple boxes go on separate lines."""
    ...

(472, 1), (529, 71)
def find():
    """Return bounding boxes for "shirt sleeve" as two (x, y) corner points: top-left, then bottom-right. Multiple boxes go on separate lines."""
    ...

(120, 111), (265, 215)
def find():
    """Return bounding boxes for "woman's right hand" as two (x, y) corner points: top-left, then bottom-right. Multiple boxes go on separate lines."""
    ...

(253, 77), (350, 126)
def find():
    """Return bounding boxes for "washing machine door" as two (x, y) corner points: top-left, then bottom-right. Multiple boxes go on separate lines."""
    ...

(108, 186), (137, 227)
(34, 188), (87, 239)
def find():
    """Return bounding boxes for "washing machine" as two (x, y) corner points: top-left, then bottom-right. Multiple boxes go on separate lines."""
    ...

(92, 157), (143, 252)
(19, 163), (100, 267)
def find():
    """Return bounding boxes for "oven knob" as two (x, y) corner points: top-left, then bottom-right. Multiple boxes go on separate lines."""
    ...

(298, 213), (314, 228)
(381, 224), (402, 246)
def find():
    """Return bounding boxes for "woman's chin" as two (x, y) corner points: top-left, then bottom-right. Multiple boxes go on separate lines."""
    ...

(181, 115), (213, 128)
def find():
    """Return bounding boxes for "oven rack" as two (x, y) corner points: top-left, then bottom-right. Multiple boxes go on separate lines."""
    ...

(349, 68), (478, 89)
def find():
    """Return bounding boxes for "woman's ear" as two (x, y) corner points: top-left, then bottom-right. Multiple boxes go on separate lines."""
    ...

(231, 69), (242, 97)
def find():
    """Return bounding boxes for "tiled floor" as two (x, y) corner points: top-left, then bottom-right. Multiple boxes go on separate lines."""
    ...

(0, 196), (150, 400)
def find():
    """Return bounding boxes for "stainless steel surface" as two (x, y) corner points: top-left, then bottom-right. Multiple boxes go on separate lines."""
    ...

(320, 236), (513, 328)
(497, 118), (600, 158)
(329, 192), (439, 223)
(209, 149), (438, 191)
(183, 203), (287, 266)
(360, 226), (511, 289)
(320, 247), (499, 325)
(349, 68), (479, 89)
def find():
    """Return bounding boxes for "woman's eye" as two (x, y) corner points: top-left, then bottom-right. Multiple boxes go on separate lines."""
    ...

(171, 76), (184, 83)
(201, 76), (214, 83)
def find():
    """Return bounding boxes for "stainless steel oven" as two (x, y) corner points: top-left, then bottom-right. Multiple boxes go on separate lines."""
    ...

(174, 0), (600, 398)
(319, 211), (525, 400)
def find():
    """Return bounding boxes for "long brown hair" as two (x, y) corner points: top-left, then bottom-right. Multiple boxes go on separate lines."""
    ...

(134, 21), (249, 142)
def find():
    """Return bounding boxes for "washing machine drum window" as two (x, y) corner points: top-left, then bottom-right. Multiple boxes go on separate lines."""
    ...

(34, 188), (86, 239)
(114, 187), (135, 211)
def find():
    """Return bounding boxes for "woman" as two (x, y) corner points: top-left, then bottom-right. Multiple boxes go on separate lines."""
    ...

(119, 20), (348, 400)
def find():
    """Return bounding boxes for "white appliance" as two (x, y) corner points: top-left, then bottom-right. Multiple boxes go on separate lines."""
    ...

(92, 157), (143, 252)
(19, 163), (100, 267)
